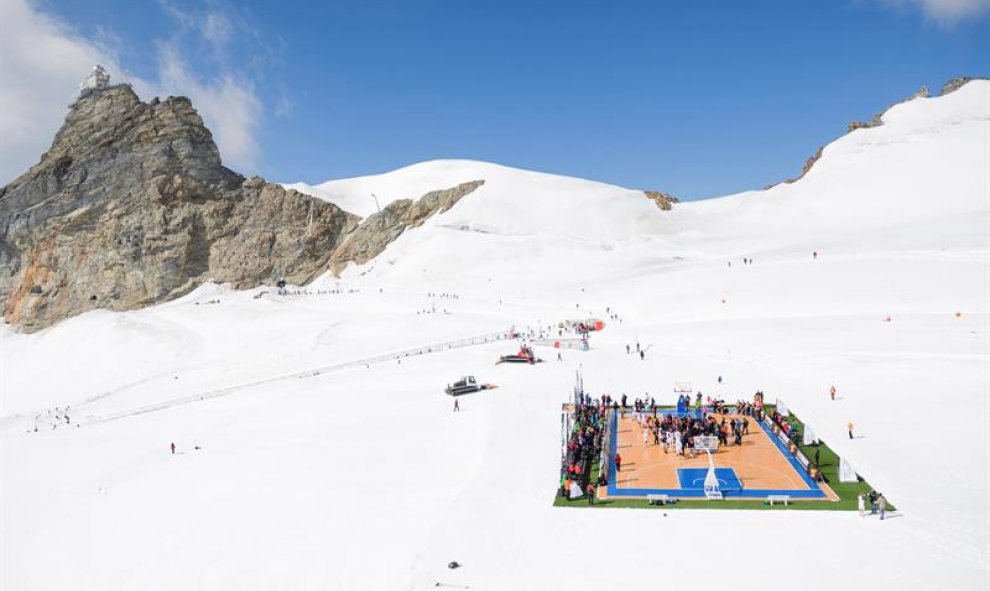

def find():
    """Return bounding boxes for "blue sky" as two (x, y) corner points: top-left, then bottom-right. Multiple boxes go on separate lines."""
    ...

(5, 0), (989, 199)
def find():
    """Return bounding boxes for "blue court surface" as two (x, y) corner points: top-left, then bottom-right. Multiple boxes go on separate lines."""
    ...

(677, 468), (742, 491)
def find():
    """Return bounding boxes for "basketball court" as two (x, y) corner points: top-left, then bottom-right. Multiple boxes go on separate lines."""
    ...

(600, 411), (837, 501)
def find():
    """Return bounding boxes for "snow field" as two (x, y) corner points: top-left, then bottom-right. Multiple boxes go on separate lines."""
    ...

(2, 81), (988, 590)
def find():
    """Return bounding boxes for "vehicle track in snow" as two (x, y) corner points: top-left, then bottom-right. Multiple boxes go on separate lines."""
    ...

(83, 330), (513, 426)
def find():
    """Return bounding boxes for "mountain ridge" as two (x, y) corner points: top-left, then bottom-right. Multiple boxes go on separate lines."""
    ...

(1, 76), (985, 332)
(0, 85), (359, 332)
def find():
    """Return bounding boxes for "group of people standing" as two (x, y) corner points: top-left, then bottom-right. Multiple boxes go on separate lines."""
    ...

(625, 341), (646, 360)
(858, 489), (888, 519)
(732, 399), (763, 419)
(633, 411), (750, 456)
(728, 257), (756, 267)
(29, 406), (75, 433)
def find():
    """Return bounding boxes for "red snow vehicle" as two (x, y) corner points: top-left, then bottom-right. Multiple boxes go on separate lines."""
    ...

(497, 344), (543, 365)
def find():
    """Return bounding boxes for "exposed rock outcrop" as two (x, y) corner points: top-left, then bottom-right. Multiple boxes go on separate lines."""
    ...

(846, 117), (883, 133)
(0, 85), (359, 332)
(642, 191), (679, 211)
(328, 180), (484, 275)
(939, 76), (988, 96)
(764, 77), (975, 190)
(847, 85), (930, 132)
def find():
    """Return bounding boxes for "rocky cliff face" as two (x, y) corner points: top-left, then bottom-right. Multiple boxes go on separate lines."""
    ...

(642, 190), (678, 211)
(0, 82), (687, 332)
(0, 85), (359, 332)
(328, 180), (484, 275)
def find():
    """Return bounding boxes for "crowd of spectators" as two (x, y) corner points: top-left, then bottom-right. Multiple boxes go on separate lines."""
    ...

(560, 396), (612, 498)
(769, 409), (798, 440)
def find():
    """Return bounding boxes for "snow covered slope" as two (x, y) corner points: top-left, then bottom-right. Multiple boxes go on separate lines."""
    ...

(671, 80), (989, 248)
(2, 81), (988, 591)
(291, 82), (988, 287)
(286, 158), (665, 230)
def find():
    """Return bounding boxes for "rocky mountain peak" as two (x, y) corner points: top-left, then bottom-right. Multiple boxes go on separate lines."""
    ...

(0, 84), (359, 332)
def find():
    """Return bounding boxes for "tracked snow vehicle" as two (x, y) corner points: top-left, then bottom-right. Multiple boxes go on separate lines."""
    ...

(445, 376), (483, 396)
(497, 345), (543, 365)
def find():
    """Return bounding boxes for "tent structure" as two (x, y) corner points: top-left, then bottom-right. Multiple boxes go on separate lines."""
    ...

(569, 480), (584, 499)
(839, 457), (858, 483)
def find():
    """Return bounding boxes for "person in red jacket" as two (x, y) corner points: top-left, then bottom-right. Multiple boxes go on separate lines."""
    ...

(615, 453), (622, 472)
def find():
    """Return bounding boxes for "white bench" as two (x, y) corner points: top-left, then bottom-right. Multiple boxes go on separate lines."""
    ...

(766, 494), (790, 506)
(647, 494), (671, 506)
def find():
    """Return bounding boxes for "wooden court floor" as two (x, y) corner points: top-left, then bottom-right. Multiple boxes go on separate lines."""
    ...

(601, 413), (838, 501)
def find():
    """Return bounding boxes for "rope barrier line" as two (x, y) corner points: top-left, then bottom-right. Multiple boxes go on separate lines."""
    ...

(85, 330), (511, 426)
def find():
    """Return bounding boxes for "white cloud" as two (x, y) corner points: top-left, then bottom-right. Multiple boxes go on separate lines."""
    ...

(158, 0), (195, 31)
(274, 93), (295, 119)
(202, 12), (233, 51)
(0, 0), (264, 185)
(147, 41), (261, 170)
(159, 1), (237, 57)
(877, 0), (990, 25)
(0, 0), (121, 183)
